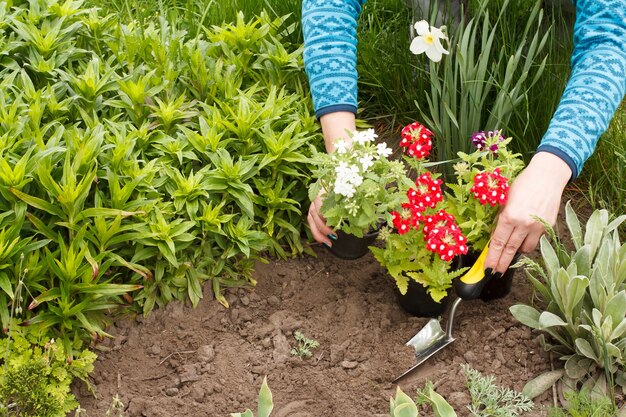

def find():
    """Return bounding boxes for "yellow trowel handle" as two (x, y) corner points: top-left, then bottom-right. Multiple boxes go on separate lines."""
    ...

(454, 242), (494, 300)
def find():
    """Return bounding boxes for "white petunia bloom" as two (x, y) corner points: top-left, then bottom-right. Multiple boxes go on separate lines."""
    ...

(410, 20), (449, 62)
(376, 143), (392, 158)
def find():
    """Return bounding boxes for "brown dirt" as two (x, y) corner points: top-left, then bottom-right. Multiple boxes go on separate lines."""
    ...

(75, 243), (559, 417)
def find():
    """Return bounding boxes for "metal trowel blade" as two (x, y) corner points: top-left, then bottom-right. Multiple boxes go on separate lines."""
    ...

(392, 318), (456, 383)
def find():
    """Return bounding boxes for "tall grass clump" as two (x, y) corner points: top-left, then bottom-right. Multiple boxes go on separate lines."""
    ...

(90, 0), (303, 43)
(357, 0), (422, 131)
(581, 103), (626, 221)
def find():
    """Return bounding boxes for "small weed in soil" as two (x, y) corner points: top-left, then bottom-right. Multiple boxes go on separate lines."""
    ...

(290, 330), (319, 359)
(462, 364), (534, 416)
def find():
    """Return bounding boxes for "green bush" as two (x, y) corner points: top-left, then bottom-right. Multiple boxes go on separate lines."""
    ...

(0, 0), (319, 356)
(0, 332), (95, 417)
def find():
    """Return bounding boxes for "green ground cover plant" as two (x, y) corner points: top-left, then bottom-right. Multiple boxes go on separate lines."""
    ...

(0, 0), (319, 359)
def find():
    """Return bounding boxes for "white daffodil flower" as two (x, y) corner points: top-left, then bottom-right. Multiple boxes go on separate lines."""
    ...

(410, 20), (449, 62)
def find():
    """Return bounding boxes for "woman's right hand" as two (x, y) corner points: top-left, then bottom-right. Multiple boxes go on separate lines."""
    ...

(307, 193), (336, 246)
(307, 111), (357, 246)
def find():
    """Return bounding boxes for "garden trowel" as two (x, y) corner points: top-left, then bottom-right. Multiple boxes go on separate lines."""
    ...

(393, 243), (494, 383)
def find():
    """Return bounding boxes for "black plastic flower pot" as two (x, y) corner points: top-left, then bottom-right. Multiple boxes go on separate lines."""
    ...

(397, 280), (450, 318)
(396, 256), (462, 317)
(459, 250), (520, 302)
(326, 228), (380, 260)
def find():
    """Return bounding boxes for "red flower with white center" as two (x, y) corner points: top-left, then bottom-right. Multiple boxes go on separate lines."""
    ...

(391, 210), (414, 235)
(400, 122), (433, 160)
(422, 210), (468, 261)
(470, 168), (510, 206)
(407, 172), (443, 211)
(422, 210), (456, 236)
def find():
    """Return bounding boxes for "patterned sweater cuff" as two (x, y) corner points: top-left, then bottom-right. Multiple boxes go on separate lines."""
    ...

(535, 145), (578, 180)
(315, 104), (358, 119)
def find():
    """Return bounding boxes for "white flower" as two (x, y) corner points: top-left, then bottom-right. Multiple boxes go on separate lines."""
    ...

(410, 20), (449, 62)
(334, 139), (348, 154)
(334, 180), (356, 198)
(376, 143), (392, 158)
(351, 130), (366, 145)
(334, 162), (363, 198)
(359, 154), (374, 171)
(360, 128), (377, 143)
(347, 164), (363, 186)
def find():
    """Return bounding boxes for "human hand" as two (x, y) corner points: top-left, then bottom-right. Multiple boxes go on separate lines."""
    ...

(307, 111), (356, 246)
(484, 152), (572, 274)
(307, 193), (336, 246)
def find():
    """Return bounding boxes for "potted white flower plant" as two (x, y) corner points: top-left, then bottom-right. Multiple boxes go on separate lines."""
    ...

(308, 128), (410, 259)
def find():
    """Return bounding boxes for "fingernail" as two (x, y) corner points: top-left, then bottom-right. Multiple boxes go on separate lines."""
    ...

(484, 268), (493, 276)
(322, 242), (331, 248)
(492, 272), (502, 280)
(328, 234), (338, 241)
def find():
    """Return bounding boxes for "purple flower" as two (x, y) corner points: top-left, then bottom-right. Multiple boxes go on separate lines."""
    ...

(471, 130), (504, 152)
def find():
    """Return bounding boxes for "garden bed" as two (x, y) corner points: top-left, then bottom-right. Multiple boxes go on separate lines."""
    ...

(76, 245), (554, 416)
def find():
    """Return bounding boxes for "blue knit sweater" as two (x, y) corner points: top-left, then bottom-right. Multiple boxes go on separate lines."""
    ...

(302, 0), (626, 179)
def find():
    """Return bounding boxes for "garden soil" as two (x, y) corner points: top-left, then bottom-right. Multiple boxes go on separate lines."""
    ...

(76, 242), (566, 417)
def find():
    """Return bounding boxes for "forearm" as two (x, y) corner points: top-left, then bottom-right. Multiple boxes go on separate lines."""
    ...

(302, 0), (366, 118)
(537, 0), (626, 179)
(320, 112), (357, 153)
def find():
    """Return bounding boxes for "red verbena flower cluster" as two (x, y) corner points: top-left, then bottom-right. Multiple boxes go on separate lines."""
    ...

(423, 210), (468, 261)
(391, 210), (416, 235)
(405, 172), (443, 211)
(390, 177), (468, 261)
(400, 122), (433, 159)
(391, 172), (443, 235)
(471, 168), (509, 206)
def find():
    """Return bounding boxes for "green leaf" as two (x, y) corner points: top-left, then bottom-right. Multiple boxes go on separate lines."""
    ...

(565, 356), (592, 379)
(584, 209), (608, 257)
(393, 403), (419, 417)
(231, 410), (254, 417)
(565, 203), (582, 249)
(428, 389), (457, 417)
(0, 272), (12, 299)
(575, 338), (598, 361)
(257, 376), (273, 417)
(605, 291), (626, 332)
(522, 369), (564, 399)
(10, 188), (66, 219)
(566, 275), (589, 317)
(538, 311), (567, 328)
(539, 235), (559, 278)
(510, 305), (541, 329)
